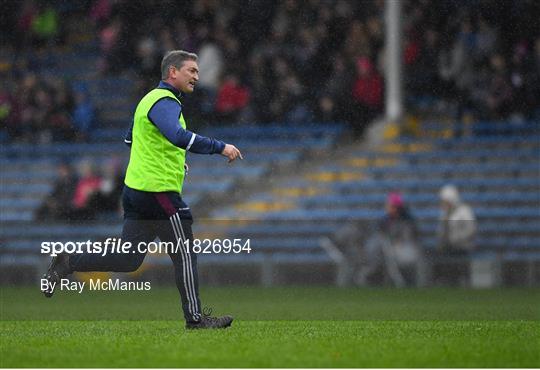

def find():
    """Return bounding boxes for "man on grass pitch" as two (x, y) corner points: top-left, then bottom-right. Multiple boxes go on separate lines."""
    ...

(42, 50), (242, 329)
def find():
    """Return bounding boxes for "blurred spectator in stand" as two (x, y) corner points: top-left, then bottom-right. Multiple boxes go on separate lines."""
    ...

(317, 54), (354, 123)
(215, 73), (250, 123)
(72, 90), (95, 141)
(47, 105), (75, 142)
(134, 36), (160, 93)
(469, 62), (492, 124)
(438, 19), (476, 120)
(87, 156), (124, 215)
(531, 37), (540, 118)
(343, 20), (371, 61)
(70, 159), (102, 220)
(437, 185), (476, 253)
(508, 41), (533, 121)
(197, 37), (223, 93)
(356, 192), (424, 287)
(351, 56), (383, 135)
(89, 0), (112, 29)
(366, 15), (384, 54)
(98, 17), (123, 74)
(0, 85), (19, 139)
(281, 74), (311, 123)
(435, 184), (477, 285)
(320, 209), (366, 286)
(32, 86), (53, 140)
(35, 162), (77, 220)
(407, 29), (443, 97)
(485, 54), (514, 120)
(245, 53), (272, 123)
(194, 37), (224, 119)
(267, 57), (310, 123)
(159, 28), (178, 55)
(475, 17), (497, 61)
(15, 0), (37, 47)
(15, 74), (38, 141)
(31, 3), (59, 47)
(48, 79), (75, 141)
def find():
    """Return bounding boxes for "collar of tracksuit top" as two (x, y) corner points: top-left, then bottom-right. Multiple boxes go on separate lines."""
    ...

(157, 80), (182, 99)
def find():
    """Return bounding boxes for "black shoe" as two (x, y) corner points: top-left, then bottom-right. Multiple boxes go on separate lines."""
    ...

(42, 253), (71, 298)
(185, 308), (233, 330)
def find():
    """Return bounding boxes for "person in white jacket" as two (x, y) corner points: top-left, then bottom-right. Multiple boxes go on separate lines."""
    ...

(438, 184), (477, 253)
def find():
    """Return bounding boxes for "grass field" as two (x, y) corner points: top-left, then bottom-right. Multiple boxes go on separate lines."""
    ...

(1, 286), (539, 367)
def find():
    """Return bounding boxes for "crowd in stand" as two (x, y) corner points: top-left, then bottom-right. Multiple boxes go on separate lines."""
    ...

(2, 0), (539, 143)
(36, 157), (124, 221)
(91, 0), (539, 126)
(403, 1), (540, 122)
(2, 1), (534, 286)
(91, 0), (387, 132)
(1, 74), (95, 143)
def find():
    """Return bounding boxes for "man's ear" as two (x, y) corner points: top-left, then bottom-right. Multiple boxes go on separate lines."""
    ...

(169, 66), (176, 79)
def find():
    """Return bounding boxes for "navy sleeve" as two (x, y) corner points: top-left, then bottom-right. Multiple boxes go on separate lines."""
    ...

(148, 98), (225, 154)
(124, 120), (133, 147)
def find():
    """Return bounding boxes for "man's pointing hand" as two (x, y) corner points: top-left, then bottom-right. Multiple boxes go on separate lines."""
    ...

(221, 144), (243, 163)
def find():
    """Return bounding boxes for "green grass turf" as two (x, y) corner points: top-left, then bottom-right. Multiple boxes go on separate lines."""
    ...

(1, 286), (539, 367)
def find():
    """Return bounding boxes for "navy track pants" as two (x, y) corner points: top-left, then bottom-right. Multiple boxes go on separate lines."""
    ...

(69, 186), (202, 322)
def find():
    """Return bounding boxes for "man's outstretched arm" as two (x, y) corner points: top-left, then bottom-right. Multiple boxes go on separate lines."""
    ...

(148, 98), (242, 161)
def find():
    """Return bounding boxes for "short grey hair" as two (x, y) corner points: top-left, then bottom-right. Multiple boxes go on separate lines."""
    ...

(160, 50), (198, 80)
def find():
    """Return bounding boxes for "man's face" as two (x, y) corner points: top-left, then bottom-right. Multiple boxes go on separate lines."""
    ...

(169, 60), (199, 93)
